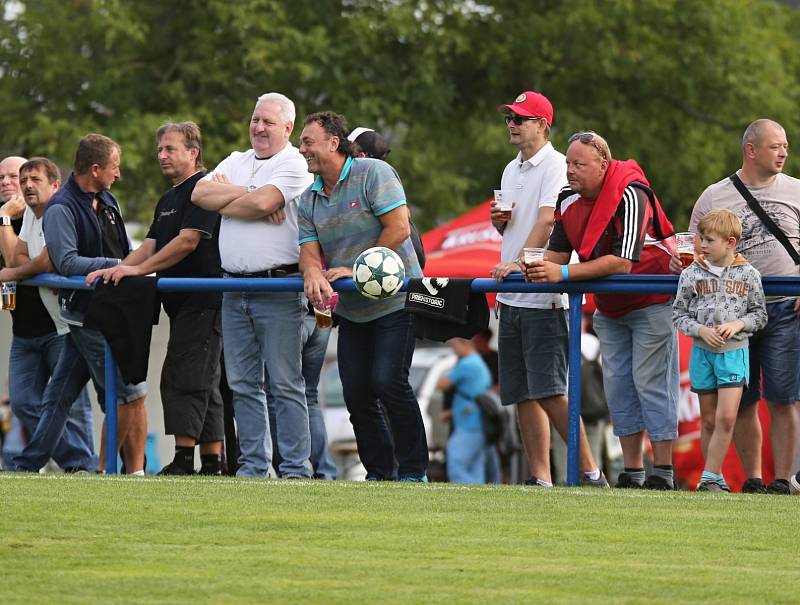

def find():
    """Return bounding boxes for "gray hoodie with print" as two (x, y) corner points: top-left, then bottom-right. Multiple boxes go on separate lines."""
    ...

(672, 254), (768, 352)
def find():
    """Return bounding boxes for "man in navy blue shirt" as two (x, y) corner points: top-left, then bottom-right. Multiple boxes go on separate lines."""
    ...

(14, 134), (148, 474)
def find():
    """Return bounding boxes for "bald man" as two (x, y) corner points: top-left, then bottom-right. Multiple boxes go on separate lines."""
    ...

(0, 156), (96, 472)
(687, 119), (800, 494)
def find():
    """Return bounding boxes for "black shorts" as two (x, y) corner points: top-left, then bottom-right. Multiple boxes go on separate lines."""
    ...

(161, 306), (224, 442)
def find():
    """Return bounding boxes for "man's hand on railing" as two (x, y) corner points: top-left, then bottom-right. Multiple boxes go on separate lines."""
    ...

(303, 267), (335, 309)
(490, 261), (521, 281)
(526, 260), (562, 283)
(86, 264), (142, 287)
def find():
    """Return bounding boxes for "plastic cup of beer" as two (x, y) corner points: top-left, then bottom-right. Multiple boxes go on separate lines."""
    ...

(522, 247), (545, 282)
(494, 189), (514, 220)
(313, 292), (338, 329)
(675, 232), (695, 268)
(1, 281), (16, 311)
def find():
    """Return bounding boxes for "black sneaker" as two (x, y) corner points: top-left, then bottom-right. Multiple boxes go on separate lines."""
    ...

(198, 465), (222, 476)
(766, 478), (791, 495)
(643, 475), (674, 490)
(158, 461), (195, 476)
(614, 472), (644, 489)
(696, 480), (729, 493)
(741, 477), (767, 494)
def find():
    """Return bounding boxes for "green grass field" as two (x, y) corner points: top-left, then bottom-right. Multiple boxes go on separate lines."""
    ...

(0, 475), (797, 605)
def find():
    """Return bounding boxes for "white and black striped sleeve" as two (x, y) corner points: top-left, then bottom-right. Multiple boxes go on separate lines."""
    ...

(611, 186), (647, 261)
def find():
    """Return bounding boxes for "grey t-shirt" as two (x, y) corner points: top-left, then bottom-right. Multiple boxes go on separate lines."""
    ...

(689, 172), (800, 303)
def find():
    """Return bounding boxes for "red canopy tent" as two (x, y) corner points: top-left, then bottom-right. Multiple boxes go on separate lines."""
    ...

(421, 199), (499, 279)
(419, 200), (775, 491)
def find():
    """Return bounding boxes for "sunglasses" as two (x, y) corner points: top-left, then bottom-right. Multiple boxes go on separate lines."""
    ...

(568, 132), (608, 160)
(504, 115), (543, 126)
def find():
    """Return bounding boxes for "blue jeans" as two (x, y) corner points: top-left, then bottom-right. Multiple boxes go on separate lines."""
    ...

(337, 310), (428, 479)
(8, 332), (95, 470)
(268, 315), (338, 479)
(12, 332), (97, 472)
(593, 301), (679, 441)
(741, 299), (800, 405)
(447, 429), (486, 484)
(222, 290), (310, 478)
(69, 326), (148, 407)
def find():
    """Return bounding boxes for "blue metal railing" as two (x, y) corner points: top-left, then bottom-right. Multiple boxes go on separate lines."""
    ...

(20, 273), (800, 482)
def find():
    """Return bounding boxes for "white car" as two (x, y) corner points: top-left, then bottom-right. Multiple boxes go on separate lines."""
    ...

(319, 345), (457, 479)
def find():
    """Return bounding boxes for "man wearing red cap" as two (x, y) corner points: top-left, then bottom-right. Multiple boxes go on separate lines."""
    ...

(490, 92), (606, 488)
(526, 131), (680, 490)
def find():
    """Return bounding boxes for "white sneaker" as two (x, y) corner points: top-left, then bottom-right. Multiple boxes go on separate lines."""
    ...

(789, 471), (800, 495)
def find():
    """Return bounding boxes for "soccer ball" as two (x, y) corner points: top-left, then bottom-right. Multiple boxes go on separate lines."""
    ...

(352, 246), (406, 300)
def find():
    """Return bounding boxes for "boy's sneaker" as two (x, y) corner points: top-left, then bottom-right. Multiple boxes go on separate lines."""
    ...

(158, 461), (195, 476)
(580, 472), (610, 488)
(741, 477), (767, 494)
(399, 475), (428, 483)
(643, 475), (674, 490)
(614, 472), (644, 489)
(789, 472), (800, 495)
(696, 480), (729, 493)
(766, 479), (791, 495)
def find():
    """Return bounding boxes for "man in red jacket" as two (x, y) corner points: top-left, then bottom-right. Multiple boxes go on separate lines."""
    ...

(526, 131), (680, 489)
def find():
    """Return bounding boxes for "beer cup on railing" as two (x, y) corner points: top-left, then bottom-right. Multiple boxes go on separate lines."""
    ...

(675, 232), (695, 269)
(521, 247), (545, 282)
(1, 281), (16, 311)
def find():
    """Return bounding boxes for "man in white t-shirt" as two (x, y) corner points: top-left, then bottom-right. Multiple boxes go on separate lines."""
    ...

(490, 91), (606, 487)
(683, 119), (800, 495)
(0, 157), (95, 471)
(192, 93), (314, 478)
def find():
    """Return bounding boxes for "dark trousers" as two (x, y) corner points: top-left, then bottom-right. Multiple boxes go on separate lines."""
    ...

(337, 310), (428, 479)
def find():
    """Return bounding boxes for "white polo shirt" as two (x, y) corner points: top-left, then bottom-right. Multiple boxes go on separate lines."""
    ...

(19, 206), (69, 335)
(496, 141), (568, 309)
(206, 143), (313, 273)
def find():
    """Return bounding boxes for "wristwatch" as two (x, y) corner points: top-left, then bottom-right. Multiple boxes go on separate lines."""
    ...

(0, 216), (11, 227)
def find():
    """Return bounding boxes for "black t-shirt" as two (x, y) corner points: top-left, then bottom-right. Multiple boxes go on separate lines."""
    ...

(2, 206), (56, 338)
(145, 171), (221, 315)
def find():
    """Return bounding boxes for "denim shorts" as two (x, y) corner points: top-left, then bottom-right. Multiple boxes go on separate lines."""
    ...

(498, 305), (568, 406)
(689, 347), (749, 394)
(741, 299), (800, 406)
(592, 301), (679, 441)
(69, 325), (147, 408)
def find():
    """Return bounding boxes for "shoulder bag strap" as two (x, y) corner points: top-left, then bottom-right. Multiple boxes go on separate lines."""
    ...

(728, 173), (800, 265)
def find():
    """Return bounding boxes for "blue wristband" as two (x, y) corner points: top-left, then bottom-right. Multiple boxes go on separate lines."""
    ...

(561, 264), (569, 281)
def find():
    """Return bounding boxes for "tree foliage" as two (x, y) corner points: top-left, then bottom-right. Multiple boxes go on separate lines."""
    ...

(1, 0), (798, 230)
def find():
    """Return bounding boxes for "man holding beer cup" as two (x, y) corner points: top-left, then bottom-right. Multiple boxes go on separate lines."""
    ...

(489, 92), (606, 488)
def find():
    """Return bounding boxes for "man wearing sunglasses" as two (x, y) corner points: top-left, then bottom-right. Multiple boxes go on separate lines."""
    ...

(490, 91), (607, 488)
(526, 131), (680, 490)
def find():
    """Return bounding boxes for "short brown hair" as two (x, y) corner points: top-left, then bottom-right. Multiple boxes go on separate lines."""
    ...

(74, 134), (120, 175)
(156, 121), (204, 170)
(697, 208), (742, 241)
(303, 111), (353, 156)
(20, 157), (61, 184)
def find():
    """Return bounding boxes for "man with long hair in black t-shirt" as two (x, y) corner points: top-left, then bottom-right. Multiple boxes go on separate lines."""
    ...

(89, 122), (225, 476)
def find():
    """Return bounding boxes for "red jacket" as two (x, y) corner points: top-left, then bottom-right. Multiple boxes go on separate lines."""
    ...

(551, 160), (675, 318)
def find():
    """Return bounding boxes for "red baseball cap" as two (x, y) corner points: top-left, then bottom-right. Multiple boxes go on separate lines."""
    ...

(499, 91), (554, 127)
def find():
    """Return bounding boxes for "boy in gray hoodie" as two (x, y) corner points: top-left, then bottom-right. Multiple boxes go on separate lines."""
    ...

(673, 208), (767, 492)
